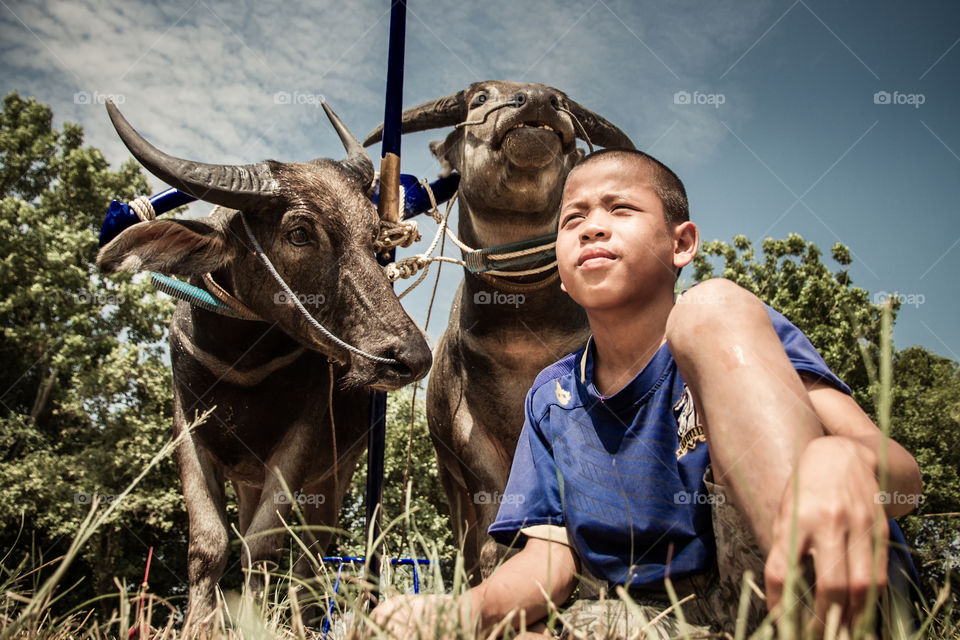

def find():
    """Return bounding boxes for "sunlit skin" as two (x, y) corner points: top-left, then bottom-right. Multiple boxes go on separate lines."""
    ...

(365, 154), (922, 638)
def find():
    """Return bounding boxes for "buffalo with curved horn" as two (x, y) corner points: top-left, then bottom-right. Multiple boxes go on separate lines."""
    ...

(98, 100), (431, 629)
(365, 81), (633, 581)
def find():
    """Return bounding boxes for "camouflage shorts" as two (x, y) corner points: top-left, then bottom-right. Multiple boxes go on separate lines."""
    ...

(555, 467), (768, 639)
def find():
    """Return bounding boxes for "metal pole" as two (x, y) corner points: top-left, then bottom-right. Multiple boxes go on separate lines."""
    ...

(366, 0), (406, 602)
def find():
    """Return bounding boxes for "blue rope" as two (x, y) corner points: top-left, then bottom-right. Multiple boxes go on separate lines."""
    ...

(149, 272), (248, 319)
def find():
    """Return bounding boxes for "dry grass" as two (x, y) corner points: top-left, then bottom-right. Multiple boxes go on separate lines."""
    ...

(3, 306), (957, 640)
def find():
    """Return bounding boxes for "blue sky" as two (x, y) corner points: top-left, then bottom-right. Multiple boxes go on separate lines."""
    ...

(2, 0), (958, 361)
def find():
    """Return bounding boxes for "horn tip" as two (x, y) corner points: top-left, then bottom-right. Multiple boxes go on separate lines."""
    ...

(362, 127), (382, 148)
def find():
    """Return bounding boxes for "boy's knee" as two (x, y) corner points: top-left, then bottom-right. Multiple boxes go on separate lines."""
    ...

(666, 279), (766, 355)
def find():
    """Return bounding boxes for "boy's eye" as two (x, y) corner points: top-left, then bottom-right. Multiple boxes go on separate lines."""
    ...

(560, 214), (583, 228)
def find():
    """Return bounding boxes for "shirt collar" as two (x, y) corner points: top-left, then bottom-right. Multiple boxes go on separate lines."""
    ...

(578, 336), (674, 412)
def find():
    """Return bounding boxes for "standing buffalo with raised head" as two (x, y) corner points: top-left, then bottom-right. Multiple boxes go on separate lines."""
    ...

(365, 81), (633, 581)
(97, 101), (432, 629)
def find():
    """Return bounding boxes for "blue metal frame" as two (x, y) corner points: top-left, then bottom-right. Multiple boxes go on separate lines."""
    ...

(320, 556), (431, 637)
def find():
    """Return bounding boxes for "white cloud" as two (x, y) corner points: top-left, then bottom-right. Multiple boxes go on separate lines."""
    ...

(1, 0), (785, 187)
(0, 0), (783, 306)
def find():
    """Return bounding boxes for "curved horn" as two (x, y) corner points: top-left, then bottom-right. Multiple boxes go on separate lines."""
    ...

(566, 100), (635, 150)
(320, 101), (375, 189)
(362, 90), (466, 147)
(105, 100), (279, 210)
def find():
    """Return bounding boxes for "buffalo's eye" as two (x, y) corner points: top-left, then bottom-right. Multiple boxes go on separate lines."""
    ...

(472, 93), (488, 107)
(288, 228), (311, 246)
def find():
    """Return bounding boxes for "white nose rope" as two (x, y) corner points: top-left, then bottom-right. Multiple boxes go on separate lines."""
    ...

(238, 210), (400, 366)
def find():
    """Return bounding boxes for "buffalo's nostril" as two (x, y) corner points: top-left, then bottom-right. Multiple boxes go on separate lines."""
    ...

(514, 92), (526, 106)
(550, 96), (559, 109)
(388, 339), (433, 382)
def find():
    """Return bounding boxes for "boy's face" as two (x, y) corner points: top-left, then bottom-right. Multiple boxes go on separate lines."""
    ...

(556, 156), (696, 311)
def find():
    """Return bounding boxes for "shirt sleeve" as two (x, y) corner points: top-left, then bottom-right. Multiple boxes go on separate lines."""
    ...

(488, 387), (566, 546)
(766, 305), (852, 395)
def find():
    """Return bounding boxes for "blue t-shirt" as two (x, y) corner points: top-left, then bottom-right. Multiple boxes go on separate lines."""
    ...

(489, 305), (851, 589)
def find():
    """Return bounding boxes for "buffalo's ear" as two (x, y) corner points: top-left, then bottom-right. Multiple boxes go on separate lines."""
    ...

(429, 129), (464, 177)
(96, 218), (230, 276)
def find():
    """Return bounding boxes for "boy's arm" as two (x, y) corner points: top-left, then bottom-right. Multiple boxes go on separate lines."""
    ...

(466, 537), (579, 631)
(804, 378), (922, 517)
(666, 279), (923, 629)
(763, 377), (923, 627)
(367, 537), (578, 636)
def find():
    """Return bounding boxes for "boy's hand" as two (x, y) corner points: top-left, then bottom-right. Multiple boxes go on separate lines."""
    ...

(764, 436), (888, 631)
(365, 593), (464, 639)
(363, 537), (577, 638)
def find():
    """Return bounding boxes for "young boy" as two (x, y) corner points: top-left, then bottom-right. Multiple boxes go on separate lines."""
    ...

(368, 149), (923, 638)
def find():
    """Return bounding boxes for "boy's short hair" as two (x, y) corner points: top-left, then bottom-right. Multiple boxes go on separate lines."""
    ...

(566, 148), (689, 227)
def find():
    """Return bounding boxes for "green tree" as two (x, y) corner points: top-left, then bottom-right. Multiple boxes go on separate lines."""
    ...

(0, 91), (184, 612)
(693, 233), (960, 609)
(889, 347), (960, 591)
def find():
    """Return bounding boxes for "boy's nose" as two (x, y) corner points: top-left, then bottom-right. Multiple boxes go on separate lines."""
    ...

(580, 218), (608, 241)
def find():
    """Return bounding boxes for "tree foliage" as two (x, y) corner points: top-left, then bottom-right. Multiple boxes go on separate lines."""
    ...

(0, 91), (183, 609)
(889, 347), (960, 589)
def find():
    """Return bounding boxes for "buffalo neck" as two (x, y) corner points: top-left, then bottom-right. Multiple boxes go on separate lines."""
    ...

(455, 210), (586, 338)
(177, 273), (304, 370)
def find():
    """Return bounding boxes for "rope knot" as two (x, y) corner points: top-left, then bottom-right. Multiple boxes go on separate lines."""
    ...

(375, 219), (421, 252)
(129, 195), (156, 222)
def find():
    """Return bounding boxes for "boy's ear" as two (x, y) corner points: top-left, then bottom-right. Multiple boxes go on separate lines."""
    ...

(672, 221), (699, 271)
(96, 218), (231, 276)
